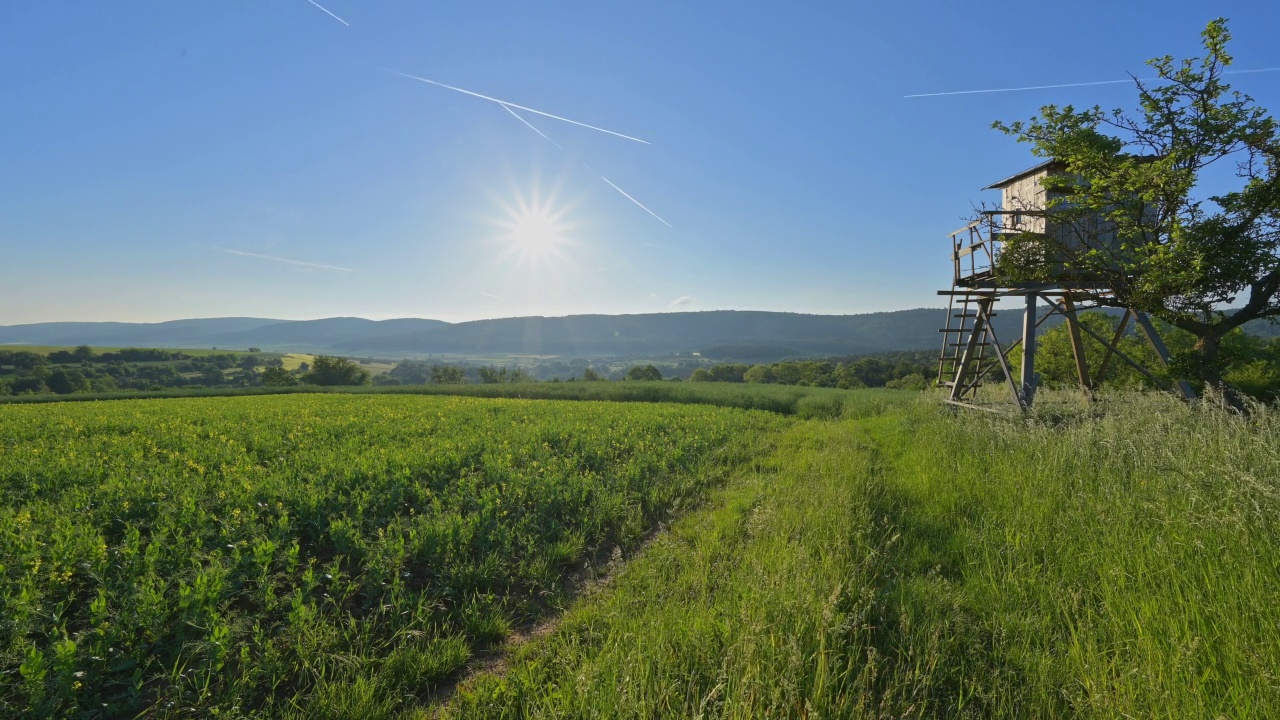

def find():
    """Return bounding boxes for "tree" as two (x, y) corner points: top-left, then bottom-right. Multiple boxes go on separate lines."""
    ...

(239, 354), (261, 372)
(301, 356), (371, 386)
(625, 364), (663, 381)
(993, 19), (1280, 401)
(72, 345), (94, 362)
(429, 364), (467, 385)
(46, 369), (90, 394)
(261, 366), (298, 386)
(10, 352), (46, 372)
(10, 376), (48, 394)
(582, 367), (603, 382)
(743, 364), (776, 384)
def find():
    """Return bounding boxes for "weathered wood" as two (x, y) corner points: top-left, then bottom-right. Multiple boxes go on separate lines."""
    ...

(949, 301), (990, 402)
(978, 301), (1028, 410)
(1020, 292), (1039, 405)
(1061, 296), (1093, 395)
(1133, 312), (1197, 400)
(1093, 309), (1132, 386)
(942, 399), (1005, 414)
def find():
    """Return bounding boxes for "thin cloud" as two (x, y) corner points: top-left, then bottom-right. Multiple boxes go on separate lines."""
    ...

(385, 69), (650, 144)
(670, 295), (694, 307)
(906, 67), (1280, 98)
(499, 106), (670, 228)
(591, 168), (672, 227)
(479, 291), (504, 300)
(218, 248), (354, 272)
(500, 104), (564, 150)
(303, 0), (350, 26)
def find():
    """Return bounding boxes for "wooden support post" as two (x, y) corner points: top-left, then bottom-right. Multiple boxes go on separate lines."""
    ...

(1133, 311), (1197, 400)
(1061, 296), (1092, 396)
(1020, 292), (1038, 406)
(949, 298), (989, 402)
(1093, 309), (1132, 387)
(980, 302), (1027, 411)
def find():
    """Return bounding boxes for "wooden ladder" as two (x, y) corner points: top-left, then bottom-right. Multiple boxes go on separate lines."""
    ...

(936, 294), (997, 400)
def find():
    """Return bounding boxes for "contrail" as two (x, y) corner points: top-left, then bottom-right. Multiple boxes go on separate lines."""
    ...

(499, 104), (670, 227)
(905, 66), (1280, 98)
(304, 0), (350, 26)
(587, 164), (672, 227)
(218, 248), (354, 272)
(386, 69), (650, 144)
(500, 104), (564, 150)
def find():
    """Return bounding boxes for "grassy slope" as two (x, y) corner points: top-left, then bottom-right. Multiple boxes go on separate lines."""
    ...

(446, 393), (1280, 718)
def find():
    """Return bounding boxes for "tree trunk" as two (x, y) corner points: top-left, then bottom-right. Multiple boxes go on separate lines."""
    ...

(1192, 332), (1247, 412)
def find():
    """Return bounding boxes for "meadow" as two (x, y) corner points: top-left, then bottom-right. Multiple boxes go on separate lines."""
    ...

(0, 394), (783, 717)
(448, 392), (1280, 718)
(2, 387), (1277, 718)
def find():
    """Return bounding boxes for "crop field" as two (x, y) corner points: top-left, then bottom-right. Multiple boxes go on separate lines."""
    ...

(3, 388), (1277, 719)
(0, 394), (783, 717)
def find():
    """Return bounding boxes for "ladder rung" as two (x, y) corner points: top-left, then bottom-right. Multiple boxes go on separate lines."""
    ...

(948, 342), (992, 347)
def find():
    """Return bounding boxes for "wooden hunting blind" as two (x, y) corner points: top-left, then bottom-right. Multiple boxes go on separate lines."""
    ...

(937, 160), (1193, 411)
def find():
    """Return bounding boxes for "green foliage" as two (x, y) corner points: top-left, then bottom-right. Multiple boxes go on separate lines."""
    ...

(44, 369), (89, 395)
(448, 393), (1280, 717)
(624, 365), (663, 381)
(301, 355), (371, 386)
(580, 367), (602, 382)
(993, 19), (1280, 387)
(714, 354), (933, 390)
(0, 394), (782, 716)
(428, 364), (467, 384)
(475, 366), (530, 384)
(261, 366), (298, 387)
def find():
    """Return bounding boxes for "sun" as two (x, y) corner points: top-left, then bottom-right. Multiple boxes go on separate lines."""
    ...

(509, 210), (563, 256)
(491, 183), (578, 270)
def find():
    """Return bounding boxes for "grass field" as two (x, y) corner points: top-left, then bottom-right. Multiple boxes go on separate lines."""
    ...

(447, 393), (1280, 718)
(3, 388), (1277, 718)
(0, 394), (783, 717)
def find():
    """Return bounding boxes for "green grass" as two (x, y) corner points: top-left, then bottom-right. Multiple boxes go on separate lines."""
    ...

(0, 394), (784, 717)
(445, 392), (1280, 718)
(0, 381), (895, 418)
(5, 386), (1276, 718)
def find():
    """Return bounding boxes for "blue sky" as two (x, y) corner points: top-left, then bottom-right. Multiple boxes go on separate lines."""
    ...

(3, 1), (1278, 324)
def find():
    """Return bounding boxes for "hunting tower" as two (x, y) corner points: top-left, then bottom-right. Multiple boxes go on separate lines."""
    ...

(936, 160), (1194, 410)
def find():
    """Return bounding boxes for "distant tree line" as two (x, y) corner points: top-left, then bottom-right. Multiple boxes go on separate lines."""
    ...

(687, 353), (933, 390)
(0, 348), (375, 396)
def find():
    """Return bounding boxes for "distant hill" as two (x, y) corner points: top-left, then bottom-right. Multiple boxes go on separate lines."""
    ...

(2, 309), (1275, 361)
(0, 310), (991, 359)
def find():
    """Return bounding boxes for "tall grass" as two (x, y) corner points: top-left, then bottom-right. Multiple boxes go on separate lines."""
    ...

(446, 392), (1280, 718)
(0, 382), (886, 418)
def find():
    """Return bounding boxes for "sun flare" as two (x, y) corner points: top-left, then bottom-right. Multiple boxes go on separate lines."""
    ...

(491, 184), (578, 270)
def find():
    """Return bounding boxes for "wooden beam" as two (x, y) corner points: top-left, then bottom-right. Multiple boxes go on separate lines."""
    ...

(979, 301), (1028, 411)
(1020, 292), (1039, 406)
(1093, 309), (1132, 387)
(1061, 296), (1093, 396)
(949, 300), (990, 402)
(1132, 312), (1197, 400)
